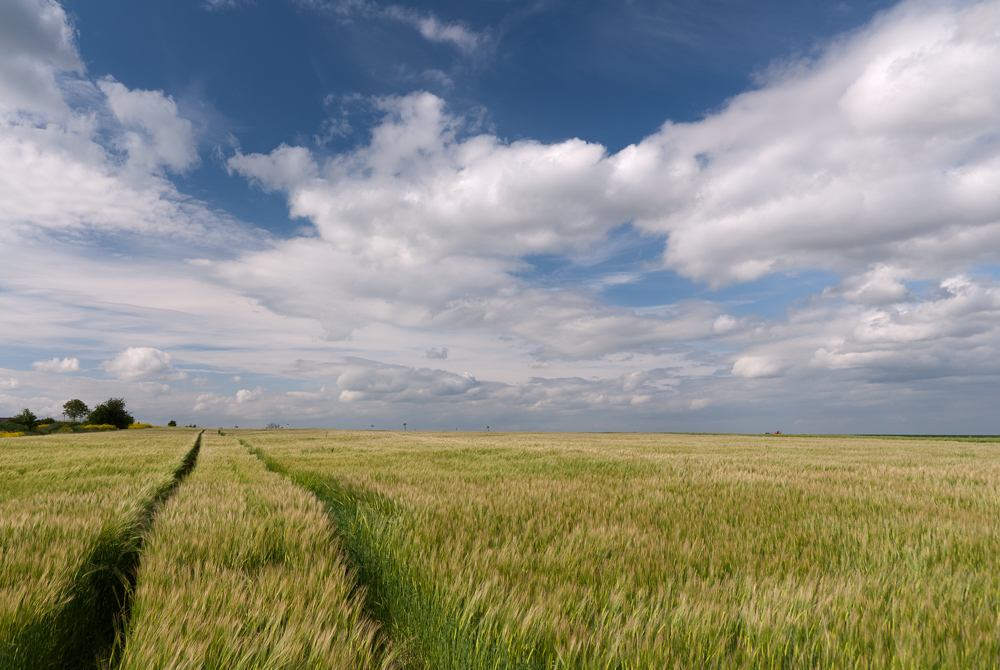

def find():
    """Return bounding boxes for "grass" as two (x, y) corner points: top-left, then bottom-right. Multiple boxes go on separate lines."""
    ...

(240, 430), (1000, 669)
(118, 431), (400, 669)
(0, 428), (201, 669)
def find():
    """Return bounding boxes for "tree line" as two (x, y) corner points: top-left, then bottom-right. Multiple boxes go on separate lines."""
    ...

(1, 397), (135, 434)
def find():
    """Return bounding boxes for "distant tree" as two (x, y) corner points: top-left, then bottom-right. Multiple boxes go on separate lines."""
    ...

(63, 399), (89, 421)
(265, 422), (281, 429)
(167, 420), (177, 427)
(12, 408), (38, 431)
(88, 397), (134, 430)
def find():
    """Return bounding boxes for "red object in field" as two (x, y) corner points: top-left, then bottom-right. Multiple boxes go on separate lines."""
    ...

(775, 430), (781, 434)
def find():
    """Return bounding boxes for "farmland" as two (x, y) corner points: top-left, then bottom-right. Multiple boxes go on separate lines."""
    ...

(2, 429), (1000, 668)
(0, 429), (200, 668)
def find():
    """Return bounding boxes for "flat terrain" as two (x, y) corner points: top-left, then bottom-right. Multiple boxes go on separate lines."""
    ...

(2, 429), (999, 668)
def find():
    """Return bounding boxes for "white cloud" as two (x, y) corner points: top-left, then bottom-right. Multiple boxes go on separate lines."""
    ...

(732, 356), (789, 379)
(0, 0), (81, 118)
(0, 378), (21, 390)
(618, 0), (1000, 285)
(98, 77), (199, 176)
(0, 3), (249, 247)
(236, 386), (264, 403)
(220, 1), (1000, 367)
(32, 356), (80, 373)
(298, 1), (489, 54)
(383, 7), (485, 53)
(425, 347), (448, 359)
(101, 347), (184, 381)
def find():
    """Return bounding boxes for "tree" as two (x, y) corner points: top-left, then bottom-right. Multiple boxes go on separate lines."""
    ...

(12, 408), (38, 431)
(63, 399), (89, 422)
(88, 397), (134, 430)
(167, 420), (177, 427)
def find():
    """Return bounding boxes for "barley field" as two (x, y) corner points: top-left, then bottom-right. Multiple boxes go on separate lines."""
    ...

(119, 431), (398, 669)
(240, 430), (1000, 670)
(0, 429), (200, 669)
(3, 428), (999, 669)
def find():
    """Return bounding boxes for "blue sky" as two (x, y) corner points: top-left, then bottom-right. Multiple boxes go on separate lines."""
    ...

(2, 0), (1000, 432)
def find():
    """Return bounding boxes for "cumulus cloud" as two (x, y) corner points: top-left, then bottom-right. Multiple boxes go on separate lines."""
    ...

(0, 2), (248, 247)
(221, 91), (715, 357)
(236, 386), (265, 403)
(32, 356), (80, 373)
(101, 347), (184, 381)
(231, 0), (1000, 299)
(220, 1), (1000, 367)
(619, 0), (1000, 285)
(98, 77), (199, 175)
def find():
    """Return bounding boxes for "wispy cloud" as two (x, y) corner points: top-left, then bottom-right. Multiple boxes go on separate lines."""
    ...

(383, 5), (486, 53)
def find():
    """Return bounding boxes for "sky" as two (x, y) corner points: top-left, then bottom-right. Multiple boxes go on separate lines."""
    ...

(2, 0), (1000, 433)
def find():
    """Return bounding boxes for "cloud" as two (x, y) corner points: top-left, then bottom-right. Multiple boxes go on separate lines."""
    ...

(0, 378), (21, 390)
(222, 91), (712, 358)
(618, 0), (1000, 285)
(0, 3), (250, 247)
(732, 356), (789, 379)
(101, 347), (184, 381)
(295, 1), (489, 55)
(383, 6), (486, 53)
(0, 0), (81, 117)
(425, 347), (448, 359)
(98, 77), (199, 175)
(236, 386), (264, 403)
(32, 356), (80, 373)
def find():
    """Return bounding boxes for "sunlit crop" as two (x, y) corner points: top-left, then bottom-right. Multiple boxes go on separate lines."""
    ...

(242, 430), (1000, 669)
(0, 429), (200, 668)
(119, 432), (399, 669)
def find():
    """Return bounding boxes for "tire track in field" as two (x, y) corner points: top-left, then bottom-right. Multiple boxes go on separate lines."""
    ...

(243, 439), (558, 670)
(49, 430), (203, 669)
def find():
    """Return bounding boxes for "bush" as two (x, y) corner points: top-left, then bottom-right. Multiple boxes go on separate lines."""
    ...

(81, 424), (117, 431)
(88, 398), (134, 430)
(167, 420), (177, 427)
(0, 431), (24, 438)
(128, 423), (153, 429)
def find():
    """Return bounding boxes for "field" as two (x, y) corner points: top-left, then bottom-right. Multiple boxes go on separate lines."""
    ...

(0, 429), (200, 668)
(2, 429), (999, 668)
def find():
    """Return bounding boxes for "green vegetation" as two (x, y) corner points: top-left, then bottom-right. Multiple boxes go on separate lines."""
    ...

(62, 399), (89, 422)
(119, 432), (398, 669)
(88, 398), (134, 430)
(242, 430), (1000, 669)
(0, 429), (201, 669)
